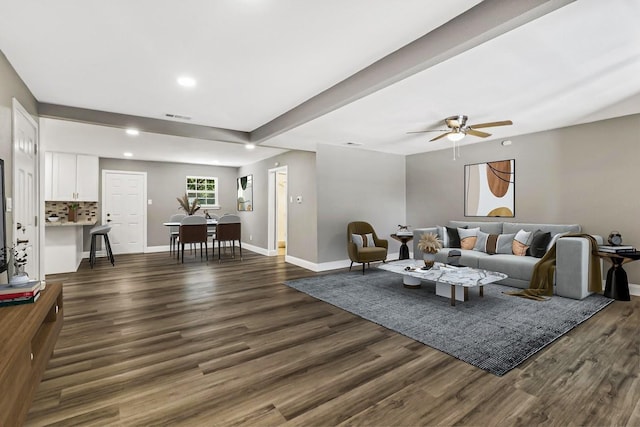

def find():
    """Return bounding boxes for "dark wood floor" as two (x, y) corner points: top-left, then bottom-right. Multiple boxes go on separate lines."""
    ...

(25, 250), (639, 426)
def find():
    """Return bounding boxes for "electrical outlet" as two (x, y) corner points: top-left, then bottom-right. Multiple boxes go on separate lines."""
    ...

(249, 235), (253, 241)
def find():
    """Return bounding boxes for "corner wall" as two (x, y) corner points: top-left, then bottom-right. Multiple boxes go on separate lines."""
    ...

(316, 144), (406, 265)
(407, 113), (640, 285)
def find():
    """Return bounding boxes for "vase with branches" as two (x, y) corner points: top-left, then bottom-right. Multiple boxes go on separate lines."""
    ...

(417, 233), (442, 269)
(177, 194), (201, 215)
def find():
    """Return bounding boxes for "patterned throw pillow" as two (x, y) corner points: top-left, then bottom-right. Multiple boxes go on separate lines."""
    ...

(351, 233), (376, 248)
(512, 229), (532, 256)
(474, 232), (516, 254)
(458, 227), (479, 250)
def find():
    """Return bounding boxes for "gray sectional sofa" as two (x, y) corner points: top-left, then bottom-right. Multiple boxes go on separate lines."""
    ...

(413, 220), (603, 300)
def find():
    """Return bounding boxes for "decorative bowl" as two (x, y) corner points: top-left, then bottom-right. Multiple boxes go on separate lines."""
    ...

(48, 216), (60, 222)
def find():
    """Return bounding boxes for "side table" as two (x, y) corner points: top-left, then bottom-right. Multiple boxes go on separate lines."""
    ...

(595, 251), (640, 301)
(391, 233), (413, 260)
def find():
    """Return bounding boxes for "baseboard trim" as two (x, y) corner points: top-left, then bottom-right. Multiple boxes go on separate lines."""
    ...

(285, 252), (401, 273)
(241, 242), (269, 256)
(629, 283), (640, 297)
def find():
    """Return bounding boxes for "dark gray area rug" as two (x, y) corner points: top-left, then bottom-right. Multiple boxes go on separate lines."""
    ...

(284, 269), (613, 376)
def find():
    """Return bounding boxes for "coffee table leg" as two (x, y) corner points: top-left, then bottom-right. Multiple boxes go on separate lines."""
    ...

(480, 286), (484, 298)
(450, 285), (455, 306)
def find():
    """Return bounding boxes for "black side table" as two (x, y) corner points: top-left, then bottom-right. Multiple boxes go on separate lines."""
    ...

(391, 234), (413, 260)
(596, 251), (640, 301)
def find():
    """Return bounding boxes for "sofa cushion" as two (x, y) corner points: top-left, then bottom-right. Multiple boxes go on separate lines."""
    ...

(478, 254), (539, 282)
(502, 222), (581, 235)
(458, 227), (479, 250)
(449, 220), (503, 235)
(435, 248), (489, 269)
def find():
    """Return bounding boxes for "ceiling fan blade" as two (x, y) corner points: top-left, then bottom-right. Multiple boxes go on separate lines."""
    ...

(406, 129), (448, 134)
(467, 120), (513, 129)
(429, 132), (452, 142)
(466, 129), (491, 138)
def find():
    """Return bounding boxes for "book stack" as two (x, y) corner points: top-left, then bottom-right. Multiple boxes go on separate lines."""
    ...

(598, 245), (637, 254)
(0, 280), (41, 307)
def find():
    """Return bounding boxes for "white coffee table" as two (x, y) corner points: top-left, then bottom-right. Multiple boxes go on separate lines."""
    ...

(378, 259), (508, 306)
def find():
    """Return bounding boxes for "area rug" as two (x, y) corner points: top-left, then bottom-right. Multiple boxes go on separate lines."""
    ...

(284, 269), (613, 376)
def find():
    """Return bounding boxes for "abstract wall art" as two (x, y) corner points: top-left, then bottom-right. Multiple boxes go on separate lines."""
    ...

(464, 159), (515, 217)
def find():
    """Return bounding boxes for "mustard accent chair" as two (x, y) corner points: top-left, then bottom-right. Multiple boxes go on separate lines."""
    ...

(347, 221), (388, 274)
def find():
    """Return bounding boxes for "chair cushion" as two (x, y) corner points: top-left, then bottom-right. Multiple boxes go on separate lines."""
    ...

(356, 246), (387, 262)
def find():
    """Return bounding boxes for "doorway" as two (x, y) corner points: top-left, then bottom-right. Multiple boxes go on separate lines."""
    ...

(102, 170), (147, 254)
(12, 99), (40, 281)
(267, 166), (287, 256)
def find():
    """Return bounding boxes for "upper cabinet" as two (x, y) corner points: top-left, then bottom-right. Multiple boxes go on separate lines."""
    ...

(44, 152), (99, 201)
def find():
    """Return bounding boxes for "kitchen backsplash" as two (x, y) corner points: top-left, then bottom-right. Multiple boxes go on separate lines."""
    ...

(45, 201), (98, 222)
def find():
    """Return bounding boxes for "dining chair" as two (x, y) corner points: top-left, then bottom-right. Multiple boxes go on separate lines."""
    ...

(216, 214), (242, 261)
(168, 213), (186, 256)
(178, 215), (208, 263)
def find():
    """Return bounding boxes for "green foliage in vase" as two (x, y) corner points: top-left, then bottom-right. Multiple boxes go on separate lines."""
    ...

(177, 193), (201, 215)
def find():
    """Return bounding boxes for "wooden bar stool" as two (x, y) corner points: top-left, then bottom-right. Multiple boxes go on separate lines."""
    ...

(90, 225), (115, 268)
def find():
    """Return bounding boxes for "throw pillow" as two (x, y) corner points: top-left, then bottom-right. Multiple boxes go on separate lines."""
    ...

(480, 232), (516, 254)
(437, 225), (449, 248)
(458, 227), (479, 250)
(446, 225), (467, 248)
(351, 233), (376, 248)
(473, 230), (489, 252)
(526, 230), (551, 258)
(512, 229), (532, 256)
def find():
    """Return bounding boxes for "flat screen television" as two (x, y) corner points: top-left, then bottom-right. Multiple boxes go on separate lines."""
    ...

(0, 159), (6, 273)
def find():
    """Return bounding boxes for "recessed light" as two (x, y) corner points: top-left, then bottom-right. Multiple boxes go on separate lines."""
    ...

(126, 129), (139, 136)
(123, 152), (133, 157)
(177, 76), (196, 88)
(246, 143), (256, 150)
(501, 140), (512, 146)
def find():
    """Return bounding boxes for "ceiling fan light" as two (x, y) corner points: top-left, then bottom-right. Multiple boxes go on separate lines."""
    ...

(447, 131), (465, 142)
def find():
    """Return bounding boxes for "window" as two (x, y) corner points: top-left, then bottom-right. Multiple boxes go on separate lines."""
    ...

(186, 176), (219, 208)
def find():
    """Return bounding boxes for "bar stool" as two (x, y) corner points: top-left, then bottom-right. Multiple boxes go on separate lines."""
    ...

(90, 225), (115, 268)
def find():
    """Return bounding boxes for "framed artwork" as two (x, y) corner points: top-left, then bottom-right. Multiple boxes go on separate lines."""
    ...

(464, 159), (515, 217)
(237, 175), (253, 211)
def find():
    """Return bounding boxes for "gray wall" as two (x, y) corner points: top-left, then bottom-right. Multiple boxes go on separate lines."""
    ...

(407, 113), (640, 284)
(238, 150), (317, 262)
(99, 158), (238, 247)
(0, 50), (38, 281)
(316, 144), (406, 263)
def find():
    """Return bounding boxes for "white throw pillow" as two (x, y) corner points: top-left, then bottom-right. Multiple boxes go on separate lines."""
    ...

(351, 233), (376, 248)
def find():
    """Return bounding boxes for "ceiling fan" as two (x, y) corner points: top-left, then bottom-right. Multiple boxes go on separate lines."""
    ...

(408, 115), (513, 142)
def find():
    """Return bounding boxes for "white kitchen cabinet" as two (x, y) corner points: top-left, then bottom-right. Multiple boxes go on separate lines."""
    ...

(47, 152), (99, 201)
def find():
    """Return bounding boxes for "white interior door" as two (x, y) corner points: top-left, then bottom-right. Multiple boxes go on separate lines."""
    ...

(102, 170), (146, 254)
(267, 166), (288, 256)
(12, 99), (39, 280)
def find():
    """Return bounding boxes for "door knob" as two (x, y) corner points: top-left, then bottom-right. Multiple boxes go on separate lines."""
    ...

(16, 222), (22, 230)
(17, 239), (29, 244)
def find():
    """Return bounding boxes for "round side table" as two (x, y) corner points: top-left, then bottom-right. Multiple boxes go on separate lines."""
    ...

(595, 251), (640, 301)
(391, 233), (413, 260)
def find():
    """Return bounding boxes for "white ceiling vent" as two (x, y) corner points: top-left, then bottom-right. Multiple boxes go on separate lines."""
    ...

(165, 113), (192, 120)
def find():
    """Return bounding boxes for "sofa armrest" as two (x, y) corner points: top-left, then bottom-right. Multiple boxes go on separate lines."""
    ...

(555, 235), (603, 300)
(413, 227), (438, 260)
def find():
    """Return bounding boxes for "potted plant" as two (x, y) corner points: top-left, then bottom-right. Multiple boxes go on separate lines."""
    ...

(417, 232), (442, 269)
(67, 202), (80, 222)
(8, 242), (30, 286)
(177, 194), (200, 215)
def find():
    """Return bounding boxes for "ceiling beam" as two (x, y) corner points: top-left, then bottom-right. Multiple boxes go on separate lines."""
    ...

(250, 0), (576, 144)
(38, 103), (250, 144)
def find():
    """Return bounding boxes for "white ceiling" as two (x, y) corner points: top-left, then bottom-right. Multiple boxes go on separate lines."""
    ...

(1, 0), (639, 164)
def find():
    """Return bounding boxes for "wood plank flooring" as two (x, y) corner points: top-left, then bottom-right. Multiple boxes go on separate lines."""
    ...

(25, 250), (639, 426)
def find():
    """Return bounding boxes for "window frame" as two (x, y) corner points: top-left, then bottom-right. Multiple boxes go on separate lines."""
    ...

(185, 176), (219, 209)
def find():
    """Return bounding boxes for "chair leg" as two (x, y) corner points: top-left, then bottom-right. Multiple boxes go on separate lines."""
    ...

(239, 240), (242, 261)
(90, 235), (96, 268)
(349, 261), (353, 271)
(362, 263), (365, 275)
(181, 243), (185, 264)
(104, 235), (115, 266)
(205, 242), (208, 261)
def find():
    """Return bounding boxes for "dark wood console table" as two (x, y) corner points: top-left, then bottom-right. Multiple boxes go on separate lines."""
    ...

(0, 282), (63, 426)
(595, 251), (640, 301)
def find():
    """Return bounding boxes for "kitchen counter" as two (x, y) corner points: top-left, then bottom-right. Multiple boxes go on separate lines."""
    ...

(45, 219), (97, 227)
